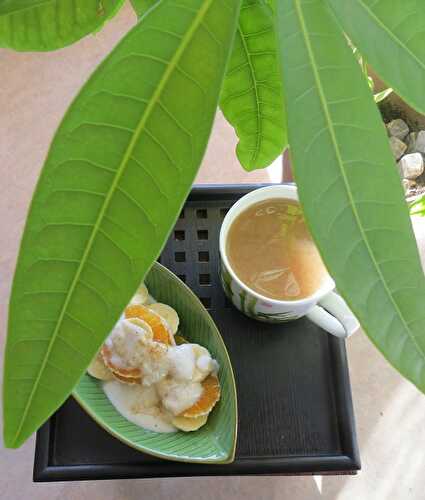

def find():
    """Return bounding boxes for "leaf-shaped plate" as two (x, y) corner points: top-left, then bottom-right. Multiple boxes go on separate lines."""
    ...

(73, 262), (238, 464)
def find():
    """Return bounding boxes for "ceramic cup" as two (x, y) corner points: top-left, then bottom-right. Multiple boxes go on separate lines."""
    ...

(219, 185), (359, 338)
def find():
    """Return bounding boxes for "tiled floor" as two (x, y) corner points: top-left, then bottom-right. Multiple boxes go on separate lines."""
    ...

(1, 4), (425, 499)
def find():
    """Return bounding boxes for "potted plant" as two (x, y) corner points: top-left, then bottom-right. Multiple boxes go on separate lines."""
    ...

(2, 0), (425, 449)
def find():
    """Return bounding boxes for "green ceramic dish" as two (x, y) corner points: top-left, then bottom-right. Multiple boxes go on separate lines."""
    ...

(72, 262), (238, 464)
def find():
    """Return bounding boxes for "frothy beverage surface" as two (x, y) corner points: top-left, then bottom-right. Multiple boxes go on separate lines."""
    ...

(226, 198), (327, 301)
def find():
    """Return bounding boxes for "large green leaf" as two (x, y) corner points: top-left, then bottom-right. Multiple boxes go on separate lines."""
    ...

(0, 0), (124, 51)
(129, 0), (158, 17)
(325, 0), (425, 114)
(277, 0), (425, 392)
(220, 0), (286, 170)
(4, 0), (240, 448)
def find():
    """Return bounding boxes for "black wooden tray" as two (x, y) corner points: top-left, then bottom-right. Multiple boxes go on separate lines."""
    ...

(34, 184), (360, 481)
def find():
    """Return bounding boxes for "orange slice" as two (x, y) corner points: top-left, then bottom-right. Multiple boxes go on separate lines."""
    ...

(148, 303), (179, 334)
(125, 304), (174, 345)
(180, 375), (220, 418)
(112, 371), (141, 384)
(101, 344), (142, 379)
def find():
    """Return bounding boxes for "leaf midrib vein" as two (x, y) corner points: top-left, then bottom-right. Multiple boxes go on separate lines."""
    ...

(293, 0), (425, 359)
(12, 0), (214, 446)
(237, 22), (262, 165)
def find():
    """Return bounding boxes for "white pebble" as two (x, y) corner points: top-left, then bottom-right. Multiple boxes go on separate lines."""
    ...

(402, 179), (416, 194)
(389, 136), (407, 160)
(398, 153), (424, 180)
(406, 132), (418, 154)
(415, 130), (425, 154)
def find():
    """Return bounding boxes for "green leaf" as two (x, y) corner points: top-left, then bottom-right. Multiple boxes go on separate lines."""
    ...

(130, 0), (159, 17)
(220, 0), (286, 170)
(410, 195), (425, 217)
(129, 0), (158, 17)
(326, 0), (425, 115)
(0, 0), (125, 51)
(264, 0), (275, 13)
(4, 0), (240, 448)
(277, 0), (425, 393)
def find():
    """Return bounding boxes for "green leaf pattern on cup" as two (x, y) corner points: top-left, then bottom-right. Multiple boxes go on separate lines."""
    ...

(239, 289), (247, 314)
(255, 311), (298, 323)
(246, 294), (257, 318)
(221, 263), (234, 301)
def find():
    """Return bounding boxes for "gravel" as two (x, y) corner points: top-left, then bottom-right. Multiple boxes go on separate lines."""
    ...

(386, 119), (425, 197)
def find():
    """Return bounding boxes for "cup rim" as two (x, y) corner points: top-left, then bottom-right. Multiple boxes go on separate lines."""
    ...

(219, 184), (334, 306)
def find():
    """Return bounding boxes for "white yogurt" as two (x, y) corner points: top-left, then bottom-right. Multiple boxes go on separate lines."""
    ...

(102, 313), (220, 433)
(167, 344), (196, 381)
(103, 380), (177, 433)
(156, 377), (203, 415)
(167, 344), (217, 382)
(105, 318), (170, 386)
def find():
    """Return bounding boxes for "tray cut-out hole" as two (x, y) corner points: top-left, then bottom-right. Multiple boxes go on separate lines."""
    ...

(224, 297), (232, 308)
(198, 251), (209, 262)
(196, 209), (208, 219)
(174, 230), (185, 241)
(197, 230), (208, 240)
(174, 251), (186, 262)
(220, 208), (229, 218)
(177, 274), (186, 283)
(200, 297), (211, 309)
(199, 273), (211, 285)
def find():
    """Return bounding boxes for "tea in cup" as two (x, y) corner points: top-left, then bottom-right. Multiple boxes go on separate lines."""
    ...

(219, 185), (359, 338)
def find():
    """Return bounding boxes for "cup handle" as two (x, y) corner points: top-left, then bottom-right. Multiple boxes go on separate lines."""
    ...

(305, 291), (360, 338)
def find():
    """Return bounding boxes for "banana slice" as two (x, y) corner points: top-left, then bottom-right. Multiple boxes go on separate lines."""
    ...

(148, 303), (179, 335)
(130, 283), (149, 306)
(172, 414), (208, 432)
(87, 352), (114, 381)
(144, 294), (156, 305)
